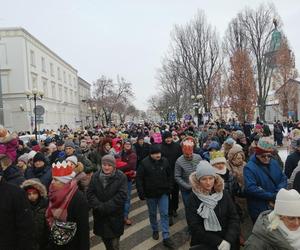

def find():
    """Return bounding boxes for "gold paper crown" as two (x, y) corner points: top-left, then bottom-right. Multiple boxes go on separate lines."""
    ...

(210, 151), (225, 160)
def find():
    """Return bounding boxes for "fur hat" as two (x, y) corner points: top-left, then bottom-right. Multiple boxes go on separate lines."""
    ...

(274, 189), (300, 217)
(255, 137), (274, 155)
(21, 178), (47, 197)
(101, 155), (116, 168)
(195, 160), (216, 180)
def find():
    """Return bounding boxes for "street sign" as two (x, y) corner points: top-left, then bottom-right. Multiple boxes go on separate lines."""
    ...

(34, 105), (45, 116)
(36, 115), (44, 123)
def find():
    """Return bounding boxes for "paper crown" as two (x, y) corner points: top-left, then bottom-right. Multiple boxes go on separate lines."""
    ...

(210, 151), (225, 160)
(182, 140), (194, 155)
(52, 161), (73, 177)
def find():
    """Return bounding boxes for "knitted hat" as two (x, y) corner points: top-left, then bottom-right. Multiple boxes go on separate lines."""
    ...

(207, 141), (220, 151)
(195, 161), (216, 180)
(224, 138), (235, 145)
(235, 130), (245, 140)
(33, 152), (46, 163)
(56, 140), (65, 146)
(227, 144), (244, 162)
(66, 155), (78, 166)
(150, 144), (161, 154)
(274, 189), (300, 217)
(18, 153), (29, 164)
(163, 131), (172, 140)
(52, 161), (75, 184)
(210, 151), (227, 174)
(255, 137), (274, 155)
(65, 141), (75, 149)
(101, 155), (116, 168)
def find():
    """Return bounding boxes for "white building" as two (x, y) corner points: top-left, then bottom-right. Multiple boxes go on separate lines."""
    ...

(0, 27), (81, 132)
(78, 77), (92, 128)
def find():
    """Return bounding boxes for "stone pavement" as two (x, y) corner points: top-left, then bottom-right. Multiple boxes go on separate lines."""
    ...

(89, 186), (190, 250)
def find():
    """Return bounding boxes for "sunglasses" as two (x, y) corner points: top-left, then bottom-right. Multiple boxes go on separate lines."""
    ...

(260, 154), (272, 159)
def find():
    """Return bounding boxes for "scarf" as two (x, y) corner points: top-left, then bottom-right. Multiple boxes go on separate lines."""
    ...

(46, 179), (78, 227)
(99, 169), (116, 188)
(193, 190), (223, 231)
(278, 220), (300, 250)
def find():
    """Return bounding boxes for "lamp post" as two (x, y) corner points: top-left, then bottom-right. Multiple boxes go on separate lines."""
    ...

(191, 94), (203, 126)
(25, 88), (44, 140)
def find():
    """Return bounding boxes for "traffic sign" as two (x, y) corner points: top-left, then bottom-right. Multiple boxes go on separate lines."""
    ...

(34, 105), (45, 116)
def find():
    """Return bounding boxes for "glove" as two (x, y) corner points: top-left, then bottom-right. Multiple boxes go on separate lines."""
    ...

(218, 240), (231, 250)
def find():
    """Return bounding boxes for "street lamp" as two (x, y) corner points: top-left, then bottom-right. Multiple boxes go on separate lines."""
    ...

(26, 89), (44, 140)
(191, 94), (203, 126)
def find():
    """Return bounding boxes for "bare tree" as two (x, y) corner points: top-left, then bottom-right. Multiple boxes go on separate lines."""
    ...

(168, 11), (222, 112)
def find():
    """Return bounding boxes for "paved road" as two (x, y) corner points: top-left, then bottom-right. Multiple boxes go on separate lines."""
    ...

(89, 186), (190, 250)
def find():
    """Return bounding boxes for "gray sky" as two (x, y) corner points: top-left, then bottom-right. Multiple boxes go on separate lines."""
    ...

(1, 0), (300, 110)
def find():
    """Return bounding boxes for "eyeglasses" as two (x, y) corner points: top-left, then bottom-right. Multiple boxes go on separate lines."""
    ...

(260, 154), (272, 159)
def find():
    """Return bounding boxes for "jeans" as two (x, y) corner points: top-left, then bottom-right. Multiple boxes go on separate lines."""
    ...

(102, 237), (120, 250)
(146, 194), (170, 239)
(124, 180), (132, 219)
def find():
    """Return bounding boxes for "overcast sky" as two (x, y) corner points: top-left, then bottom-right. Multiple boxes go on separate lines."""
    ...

(1, 0), (300, 110)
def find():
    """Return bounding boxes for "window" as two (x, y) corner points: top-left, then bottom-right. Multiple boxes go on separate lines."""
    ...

(30, 50), (36, 66)
(64, 87), (68, 102)
(73, 77), (76, 88)
(63, 71), (66, 83)
(31, 74), (37, 89)
(58, 85), (62, 100)
(51, 82), (56, 99)
(41, 57), (46, 72)
(57, 67), (61, 80)
(42, 79), (48, 97)
(50, 63), (54, 76)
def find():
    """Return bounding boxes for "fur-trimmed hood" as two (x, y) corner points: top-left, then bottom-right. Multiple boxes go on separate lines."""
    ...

(189, 171), (224, 194)
(21, 178), (47, 197)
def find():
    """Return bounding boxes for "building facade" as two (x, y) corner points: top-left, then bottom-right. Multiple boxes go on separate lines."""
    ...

(0, 27), (81, 132)
(78, 77), (92, 128)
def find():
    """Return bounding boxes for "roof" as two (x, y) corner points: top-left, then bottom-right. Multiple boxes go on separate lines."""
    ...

(0, 27), (77, 73)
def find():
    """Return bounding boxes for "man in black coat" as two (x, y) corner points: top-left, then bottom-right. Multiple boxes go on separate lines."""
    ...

(285, 138), (300, 178)
(161, 131), (182, 223)
(87, 155), (127, 250)
(133, 135), (150, 170)
(0, 168), (34, 250)
(136, 144), (175, 249)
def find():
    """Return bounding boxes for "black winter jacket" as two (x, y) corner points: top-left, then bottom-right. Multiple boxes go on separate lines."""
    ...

(285, 151), (300, 178)
(187, 191), (240, 249)
(136, 156), (172, 199)
(87, 170), (127, 238)
(161, 141), (182, 171)
(3, 164), (25, 186)
(0, 178), (34, 250)
(134, 142), (150, 167)
(46, 190), (90, 250)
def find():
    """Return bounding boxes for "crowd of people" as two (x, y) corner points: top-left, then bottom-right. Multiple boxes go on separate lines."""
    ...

(1, 119), (300, 250)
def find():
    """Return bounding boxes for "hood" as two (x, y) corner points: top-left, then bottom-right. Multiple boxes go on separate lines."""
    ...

(250, 211), (293, 250)
(21, 178), (47, 197)
(189, 171), (224, 194)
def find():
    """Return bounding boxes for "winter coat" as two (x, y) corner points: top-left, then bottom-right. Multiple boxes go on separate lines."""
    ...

(293, 170), (300, 193)
(0, 178), (34, 250)
(87, 170), (127, 239)
(133, 142), (150, 167)
(25, 164), (52, 190)
(21, 179), (49, 250)
(174, 154), (202, 192)
(244, 211), (294, 250)
(161, 141), (182, 172)
(47, 190), (90, 250)
(120, 149), (137, 181)
(3, 164), (25, 186)
(244, 155), (287, 220)
(285, 150), (300, 178)
(187, 173), (240, 249)
(136, 156), (172, 199)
